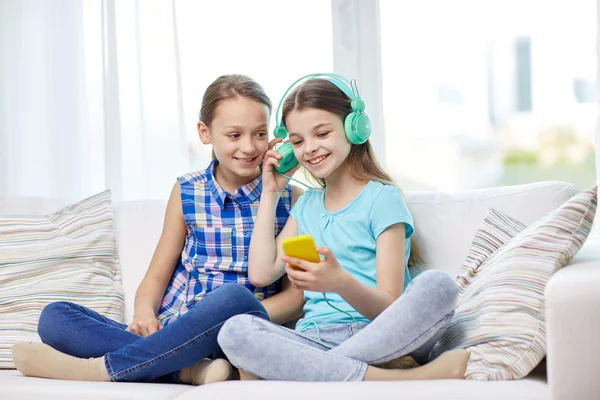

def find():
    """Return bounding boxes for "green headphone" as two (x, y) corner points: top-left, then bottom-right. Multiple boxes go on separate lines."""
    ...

(273, 73), (371, 173)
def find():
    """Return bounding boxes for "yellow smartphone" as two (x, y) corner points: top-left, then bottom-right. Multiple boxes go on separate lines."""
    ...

(281, 235), (320, 269)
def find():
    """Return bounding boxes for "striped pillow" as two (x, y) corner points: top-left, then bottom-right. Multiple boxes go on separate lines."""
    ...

(432, 185), (597, 380)
(0, 190), (124, 368)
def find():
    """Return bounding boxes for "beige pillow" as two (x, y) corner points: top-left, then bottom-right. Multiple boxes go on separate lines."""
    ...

(0, 190), (124, 368)
(432, 185), (597, 380)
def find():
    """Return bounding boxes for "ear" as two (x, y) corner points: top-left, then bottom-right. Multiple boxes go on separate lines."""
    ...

(197, 121), (211, 145)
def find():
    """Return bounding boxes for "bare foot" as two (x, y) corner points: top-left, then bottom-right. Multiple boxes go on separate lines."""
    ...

(425, 349), (470, 379)
(364, 349), (470, 381)
(12, 342), (110, 381)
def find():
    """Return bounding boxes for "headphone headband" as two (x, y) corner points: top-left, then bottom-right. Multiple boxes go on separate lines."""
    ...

(273, 73), (357, 133)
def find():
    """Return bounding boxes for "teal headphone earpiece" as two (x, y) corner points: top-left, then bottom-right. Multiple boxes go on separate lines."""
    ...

(273, 73), (371, 173)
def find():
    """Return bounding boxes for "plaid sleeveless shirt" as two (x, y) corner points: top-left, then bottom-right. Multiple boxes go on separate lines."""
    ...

(157, 160), (292, 326)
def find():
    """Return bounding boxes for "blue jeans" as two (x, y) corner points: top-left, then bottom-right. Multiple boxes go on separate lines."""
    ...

(37, 283), (269, 383)
(218, 270), (457, 381)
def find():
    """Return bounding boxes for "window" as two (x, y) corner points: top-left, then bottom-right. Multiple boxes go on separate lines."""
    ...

(380, 0), (597, 191)
(80, 0), (333, 199)
(175, 0), (334, 169)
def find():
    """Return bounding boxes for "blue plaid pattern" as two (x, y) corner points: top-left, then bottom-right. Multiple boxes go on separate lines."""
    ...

(157, 160), (292, 326)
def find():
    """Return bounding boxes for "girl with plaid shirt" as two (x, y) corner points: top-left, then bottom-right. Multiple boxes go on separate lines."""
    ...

(12, 75), (304, 384)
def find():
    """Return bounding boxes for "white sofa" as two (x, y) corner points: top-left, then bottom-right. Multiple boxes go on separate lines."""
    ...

(1, 181), (599, 400)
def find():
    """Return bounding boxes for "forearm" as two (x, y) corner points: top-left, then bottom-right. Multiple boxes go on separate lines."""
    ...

(335, 272), (397, 321)
(133, 277), (166, 319)
(248, 193), (283, 286)
(261, 286), (305, 325)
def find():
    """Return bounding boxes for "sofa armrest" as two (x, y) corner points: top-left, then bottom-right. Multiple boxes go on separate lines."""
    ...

(545, 238), (600, 400)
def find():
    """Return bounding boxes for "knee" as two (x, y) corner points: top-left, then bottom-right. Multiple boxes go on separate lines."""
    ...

(218, 314), (259, 364)
(219, 282), (253, 299)
(212, 284), (268, 318)
(420, 270), (458, 296)
(413, 270), (459, 312)
(37, 301), (73, 342)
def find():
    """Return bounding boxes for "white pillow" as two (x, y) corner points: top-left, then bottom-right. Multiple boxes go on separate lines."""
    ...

(0, 190), (124, 368)
(432, 186), (597, 380)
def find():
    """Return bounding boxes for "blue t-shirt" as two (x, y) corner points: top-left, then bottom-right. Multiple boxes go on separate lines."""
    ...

(291, 180), (414, 332)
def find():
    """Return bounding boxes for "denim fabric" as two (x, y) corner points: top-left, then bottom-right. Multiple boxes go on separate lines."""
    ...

(218, 270), (458, 381)
(38, 283), (269, 382)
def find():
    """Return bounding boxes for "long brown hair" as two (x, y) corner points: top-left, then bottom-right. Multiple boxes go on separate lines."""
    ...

(199, 74), (272, 159)
(282, 78), (423, 266)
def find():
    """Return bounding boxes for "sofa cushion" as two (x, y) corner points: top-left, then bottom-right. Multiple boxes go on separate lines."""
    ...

(172, 366), (548, 400)
(0, 367), (547, 400)
(113, 200), (166, 322)
(0, 369), (191, 400)
(432, 185), (597, 380)
(0, 190), (124, 368)
(405, 181), (578, 278)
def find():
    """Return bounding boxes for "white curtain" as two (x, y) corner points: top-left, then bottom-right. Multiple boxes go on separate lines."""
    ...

(0, 0), (193, 201)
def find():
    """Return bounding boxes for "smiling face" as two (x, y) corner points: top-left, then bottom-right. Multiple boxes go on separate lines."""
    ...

(198, 95), (270, 187)
(285, 107), (352, 180)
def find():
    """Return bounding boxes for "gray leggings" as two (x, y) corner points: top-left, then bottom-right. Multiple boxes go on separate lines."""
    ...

(218, 270), (458, 381)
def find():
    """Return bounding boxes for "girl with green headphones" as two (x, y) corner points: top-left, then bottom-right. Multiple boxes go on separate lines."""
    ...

(218, 73), (470, 382)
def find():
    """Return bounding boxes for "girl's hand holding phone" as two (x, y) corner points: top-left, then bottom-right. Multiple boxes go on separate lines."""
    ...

(282, 235), (349, 293)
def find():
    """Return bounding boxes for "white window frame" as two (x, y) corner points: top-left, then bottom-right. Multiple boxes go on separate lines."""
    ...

(331, 0), (385, 164)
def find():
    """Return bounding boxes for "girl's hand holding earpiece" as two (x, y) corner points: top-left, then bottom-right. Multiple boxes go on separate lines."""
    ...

(268, 137), (282, 152)
(283, 247), (351, 293)
(262, 138), (298, 194)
